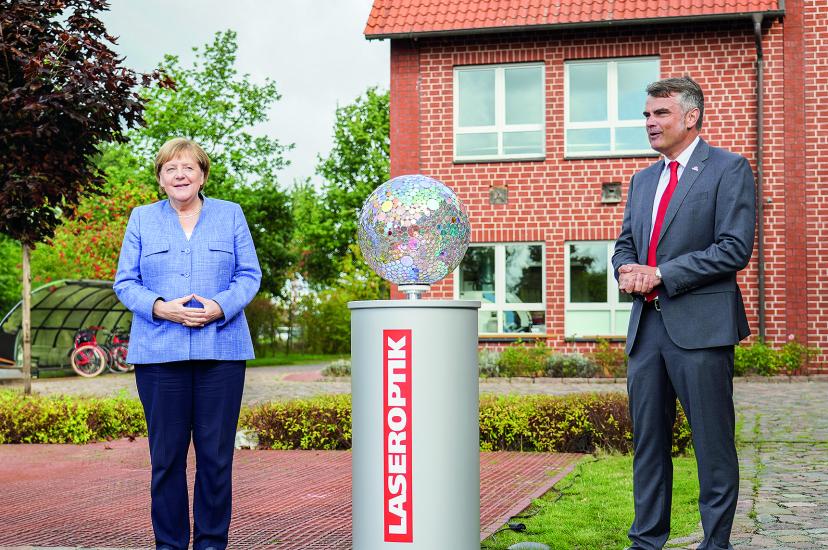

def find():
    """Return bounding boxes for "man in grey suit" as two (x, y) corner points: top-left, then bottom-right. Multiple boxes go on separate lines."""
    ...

(613, 76), (756, 550)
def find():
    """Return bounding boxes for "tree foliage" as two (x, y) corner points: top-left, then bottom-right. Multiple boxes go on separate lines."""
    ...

(296, 88), (389, 284)
(30, 144), (156, 283)
(0, 0), (164, 245)
(28, 30), (295, 295)
(130, 30), (294, 296)
(0, 235), (21, 315)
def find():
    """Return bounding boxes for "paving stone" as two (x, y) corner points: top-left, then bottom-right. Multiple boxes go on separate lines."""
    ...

(777, 535), (815, 542)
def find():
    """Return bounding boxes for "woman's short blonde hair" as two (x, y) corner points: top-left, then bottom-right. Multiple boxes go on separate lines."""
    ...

(154, 138), (211, 184)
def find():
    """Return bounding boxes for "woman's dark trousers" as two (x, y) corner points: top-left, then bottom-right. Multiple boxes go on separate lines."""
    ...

(136, 360), (246, 550)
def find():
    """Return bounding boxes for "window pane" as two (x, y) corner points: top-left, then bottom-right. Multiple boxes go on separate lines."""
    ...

(458, 69), (495, 127)
(478, 310), (498, 333)
(566, 128), (611, 154)
(566, 310), (611, 336)
(459, 246), (495, 303)
(503, 310), (546, 333)
(503, 131), (544, 156)
(505, 244), (543, 303)
(505, 66), (543, 125)
(617, 59), (659, 120)
(456, 132), (498, 157)
(568, 63), (607, 122)
(614, 310), (631, 335)
(615, 126), (650, 152)
(569, 243), (608, 303)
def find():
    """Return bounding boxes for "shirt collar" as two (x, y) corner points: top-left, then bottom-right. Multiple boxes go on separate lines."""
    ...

(663, 135), (701, 171)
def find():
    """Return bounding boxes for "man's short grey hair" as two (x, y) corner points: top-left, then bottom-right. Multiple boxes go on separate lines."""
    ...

(646, 76), (704, 131)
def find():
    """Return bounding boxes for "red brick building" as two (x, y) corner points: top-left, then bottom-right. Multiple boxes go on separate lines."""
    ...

(364, 0), (826, 373)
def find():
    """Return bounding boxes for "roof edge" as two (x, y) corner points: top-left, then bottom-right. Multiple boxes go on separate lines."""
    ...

(364, 10), (785, 40)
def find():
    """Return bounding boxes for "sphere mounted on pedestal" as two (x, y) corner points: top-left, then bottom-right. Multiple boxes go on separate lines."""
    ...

(357, 174), (471, 289)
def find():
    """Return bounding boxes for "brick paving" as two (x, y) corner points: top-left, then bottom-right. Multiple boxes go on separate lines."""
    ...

(4, 368), (828, 549)
(0, 439), (577, 549)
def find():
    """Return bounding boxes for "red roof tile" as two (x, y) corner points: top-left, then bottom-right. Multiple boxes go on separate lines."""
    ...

(364, 0), (782, 38)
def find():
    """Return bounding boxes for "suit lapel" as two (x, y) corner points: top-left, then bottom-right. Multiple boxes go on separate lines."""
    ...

(658, 139), (710, 243)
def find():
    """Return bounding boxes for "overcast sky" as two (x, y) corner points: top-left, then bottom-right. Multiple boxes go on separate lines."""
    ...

(100, 0), (389, 188)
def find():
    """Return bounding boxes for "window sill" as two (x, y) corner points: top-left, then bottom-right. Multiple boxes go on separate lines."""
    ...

(453, 156), (546, 164)
(564, 336), (627, 343)
(479, 333), (549, 343)
(564, 152), (660, 161)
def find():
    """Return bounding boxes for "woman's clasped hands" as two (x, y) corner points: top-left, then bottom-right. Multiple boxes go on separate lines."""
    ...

(152, 294), (224, 327)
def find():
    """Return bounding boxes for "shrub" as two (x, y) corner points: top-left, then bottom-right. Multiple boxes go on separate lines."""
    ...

(777, 340), (820, 377)
(239, 394), (352, 450)
(479, 393), (692, 455)
(735, 340), (777, 376)
(545, 352), (598, 378)
(478, 348), (502, 378)
(591, 338), (628, 378)
(497, 340), (550, 377)
(322, 359), (352, 377)
(733, 339), (819, 377)
(0, 390), (146, 444)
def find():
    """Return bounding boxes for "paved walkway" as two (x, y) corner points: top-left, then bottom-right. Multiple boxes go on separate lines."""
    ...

(668, 379), (828, 550)
(0, 440), (578, 549)
(3, 369), (828, 548)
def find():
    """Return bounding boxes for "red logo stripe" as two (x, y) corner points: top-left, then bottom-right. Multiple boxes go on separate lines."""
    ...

(383, 329), (413, 542)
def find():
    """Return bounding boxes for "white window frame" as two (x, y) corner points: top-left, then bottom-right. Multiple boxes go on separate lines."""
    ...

(453, 63), (546, 162)
(564, 57), (660, 158)
(563, 241), (632, 338)
(454, 242), (546, 335)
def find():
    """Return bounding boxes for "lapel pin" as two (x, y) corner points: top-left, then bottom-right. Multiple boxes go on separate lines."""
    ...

(692, 166), (699, 171)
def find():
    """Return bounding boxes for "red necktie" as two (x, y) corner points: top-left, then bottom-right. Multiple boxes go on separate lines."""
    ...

(646, 160), (680, 302)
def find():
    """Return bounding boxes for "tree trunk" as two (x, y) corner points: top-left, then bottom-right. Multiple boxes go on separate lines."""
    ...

(22, 243), (32, 395)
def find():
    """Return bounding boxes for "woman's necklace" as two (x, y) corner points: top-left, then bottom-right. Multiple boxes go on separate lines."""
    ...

(174, 200), (203, 219)
(177, 207), (202, 219)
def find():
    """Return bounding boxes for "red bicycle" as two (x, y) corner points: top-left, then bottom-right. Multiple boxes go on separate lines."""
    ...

(70, 326), (131, 377)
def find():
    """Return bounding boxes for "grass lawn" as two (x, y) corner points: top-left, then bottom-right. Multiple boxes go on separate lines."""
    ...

(246, 353), (345, 368)
(482, 453), (700, 550)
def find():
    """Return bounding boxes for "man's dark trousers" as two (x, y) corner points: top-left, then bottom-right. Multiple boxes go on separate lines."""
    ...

(136, 360), (246, 550)
(627, 305), (738, 550)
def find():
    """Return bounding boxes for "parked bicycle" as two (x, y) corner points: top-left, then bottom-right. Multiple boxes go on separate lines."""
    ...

(70, 326), (131, 377)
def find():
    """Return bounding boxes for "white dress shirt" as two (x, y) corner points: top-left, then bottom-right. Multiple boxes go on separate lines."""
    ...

(649, 135), (701, 242)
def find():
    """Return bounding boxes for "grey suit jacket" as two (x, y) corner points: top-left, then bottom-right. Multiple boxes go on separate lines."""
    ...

(612, 138), (756, 353)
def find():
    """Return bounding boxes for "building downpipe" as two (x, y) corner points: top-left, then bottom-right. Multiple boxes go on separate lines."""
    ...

(753, 13), (766, 341)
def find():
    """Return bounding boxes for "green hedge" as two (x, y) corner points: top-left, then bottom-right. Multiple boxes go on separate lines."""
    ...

(0, 390), (692, 455)
(239, 394), (352, 450)
(479, 393), (691, 455)
(480, 339), (627, 379)
(0, 390), (146, 444)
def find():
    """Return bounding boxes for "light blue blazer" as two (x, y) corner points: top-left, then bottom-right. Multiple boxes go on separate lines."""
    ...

(114, 197), (262, 364)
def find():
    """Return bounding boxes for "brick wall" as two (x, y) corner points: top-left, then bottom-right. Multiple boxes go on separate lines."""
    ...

(388, 16), (824, 373)
(804, 0), (828, 372)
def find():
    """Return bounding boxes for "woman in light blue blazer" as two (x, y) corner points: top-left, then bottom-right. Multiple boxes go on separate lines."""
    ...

(114, 138), (261, 550)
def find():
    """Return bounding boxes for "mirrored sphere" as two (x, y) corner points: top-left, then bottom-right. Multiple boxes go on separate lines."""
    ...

(358, 174), (471, 286)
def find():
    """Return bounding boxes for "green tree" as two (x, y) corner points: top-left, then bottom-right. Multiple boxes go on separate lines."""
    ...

(297, 88), (389, 284)
(0, 0), (160, 392)
(30, 30), (295, 296)
(298, 246), (388, 354)
(0, 236), (22, 316)
(30, 143), (156, 283)
(131, 30), (294, 296)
